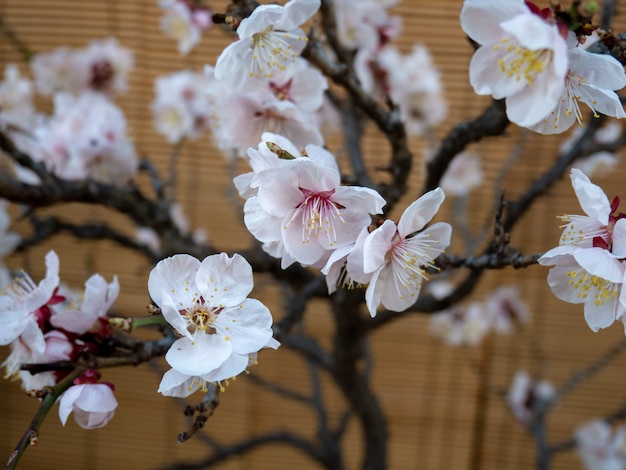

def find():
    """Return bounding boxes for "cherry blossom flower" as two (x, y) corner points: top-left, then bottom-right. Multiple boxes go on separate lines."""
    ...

(3, 330), (72, 391)
(529, 44), (626, 134)
(429, 302), (492, 346)
(556, 169), (626, 256)
(575, 420), (626, 470)
(539, 245), (625, 332)
(333, 0), (401, 51)
(152, 70), (214, 143)
(0, 250), (61, 354)
(241, 143), (386, 267)
(506, 370), (554, 426)
(159, 0), (212, 55)
(148, 253), (277, 384)
(484, 285), (531, 334)
(59, 382), (118, 429)
(538, 167), (626, 332)
(460, 0), (569, 127)
(216, 90), (324, 157)
(214, 0), (321, 92)
(50, 273), (119, 335)
(32, 92), (138, 183)
(31, 38), (133, 96)
(440, 152), (484, 197)
(361, 188), (452, 317)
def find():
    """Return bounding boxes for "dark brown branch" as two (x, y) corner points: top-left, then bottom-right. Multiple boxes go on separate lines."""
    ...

(178, 385), (220, 443)
(423, 99), (510, 193)
(158, 431), (326, 470)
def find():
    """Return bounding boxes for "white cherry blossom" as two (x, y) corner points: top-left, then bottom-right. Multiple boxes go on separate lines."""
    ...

(362, 188), (452, 317)
(530, 45), (626, 134)
(461, 0), (569, 127)
(243, 144), (386, 267)
(148, 253), (277, 382)
(214, 0), (321, 92)
(506, 370), (555, 426)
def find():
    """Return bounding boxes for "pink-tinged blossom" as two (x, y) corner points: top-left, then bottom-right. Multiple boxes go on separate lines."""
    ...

(214, 0), (321, 92)
(31, 38), (133, 96)
(242, 143), (386, 267)
(159, 1), (212, 55)
(362, 188), (452, 317)
(575, 420), (626, 470)
(539, 245), (625, 332)
(484, 285), (531, 334)
(3, 330), (72, 391)
(506, 370), (555, 426)
(556, 169), (626, 256)
(539, 170), (626, 332)
(460, 0), (569, 127)
(32, 92), (138, 183)
(429, 302), (492, 346)
(376, 44), (447, 135)
(440, 152), (484, 197)
(216, 91), (324, 157)
(152, 70), (214, 143)
(0, 251), (61, 353)
(59, 383), (118, 429)
(50, 274), (119, 335)
(334, 0), (401, 51)
(267, 58), (328, 112)
(148, 253), (278, 383)
(530, 44), (626, 134)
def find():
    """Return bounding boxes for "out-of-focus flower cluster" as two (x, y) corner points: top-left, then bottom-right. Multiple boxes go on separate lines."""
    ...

(0, 38), (137, 184)
(576, 419), (626, 470)
(429, 284), (531, 346)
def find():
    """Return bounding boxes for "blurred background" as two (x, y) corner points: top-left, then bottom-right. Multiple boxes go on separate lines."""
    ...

(2, 0), (626, 468)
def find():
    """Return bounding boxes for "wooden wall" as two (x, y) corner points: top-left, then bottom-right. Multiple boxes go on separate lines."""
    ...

(2, 1), (626, 469)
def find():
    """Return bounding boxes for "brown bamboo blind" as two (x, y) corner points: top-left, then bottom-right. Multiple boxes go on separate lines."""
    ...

(1, 1), (626, 469)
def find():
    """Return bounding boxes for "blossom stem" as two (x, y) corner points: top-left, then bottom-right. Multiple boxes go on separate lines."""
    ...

(109, 314), (168, 333)
(6, 366), (87, 470)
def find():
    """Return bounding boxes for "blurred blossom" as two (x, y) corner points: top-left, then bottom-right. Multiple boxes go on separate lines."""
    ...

(159, 0), (212, 55)
(31, 38), (133, 96)
(506, 370), (555, 426)
(440, 152), (484, 197)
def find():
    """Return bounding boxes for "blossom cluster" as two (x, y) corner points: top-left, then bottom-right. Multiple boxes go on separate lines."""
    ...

(235, 132), (452, 317)
(0, 38), (137, 184)
(506, 370), (555, 427)
(430, 285), (531, 346)
(540, 169), (626, 333)
(461, 0), (626, 134)
(0, 251), (120, 429)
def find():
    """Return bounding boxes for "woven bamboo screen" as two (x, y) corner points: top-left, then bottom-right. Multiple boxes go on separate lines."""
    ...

(2, 1), (626, 469)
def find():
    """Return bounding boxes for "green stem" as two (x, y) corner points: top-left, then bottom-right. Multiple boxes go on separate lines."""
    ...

(109, 314), (168, 333)
(6, 366), (87, 470)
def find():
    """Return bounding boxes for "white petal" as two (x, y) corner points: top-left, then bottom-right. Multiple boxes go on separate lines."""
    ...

(148, 254), (200, 308)
(570, 168), (610, 223)
(195, 253), (253, 307)
(214, 299), (274, 354)
(460, 0), (528, 45)
(165, 334), (232, 376)
(397, 188), (445, 237)
(363, 220), (396, 273)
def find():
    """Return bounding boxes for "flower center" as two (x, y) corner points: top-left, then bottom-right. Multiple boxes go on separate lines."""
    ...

(182, 299), (220, 334)
(292, 189), (345, 246)
(495, 38), (551, 86)
(249, 28), (304, 79)
(566, 270), (619, 306)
